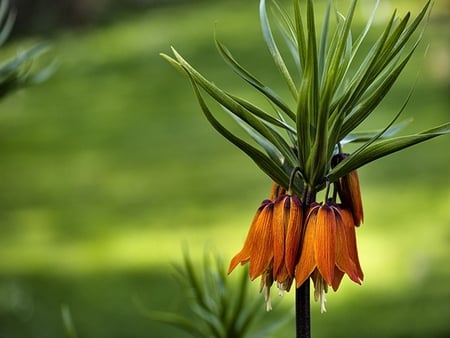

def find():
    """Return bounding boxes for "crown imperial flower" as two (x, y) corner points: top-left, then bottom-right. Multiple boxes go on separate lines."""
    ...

(228, 198), (274, 281)
(332, 153), (364, 225)
(163, 0), (448, 333)
(229, 183), (305, 309)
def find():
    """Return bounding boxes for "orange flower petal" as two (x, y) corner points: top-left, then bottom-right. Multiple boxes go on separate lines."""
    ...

(343, 223), (364, 281)
(339, 170), (364, 226)
(228, 251), (250, 275)
(295, 205), (319, 288)
(331, 267), (345, 291)
(248, 202), (274, 280)
(228, 200), (271, 275)
(314, 204), (336, 286)
(334, 207), (360, 284)
(339, 206), (356, 228)
(269, 183), (284, 201)
(285, 195), (302, 278)
(272, 196), (287, 279)
(276, 265), (290, 285)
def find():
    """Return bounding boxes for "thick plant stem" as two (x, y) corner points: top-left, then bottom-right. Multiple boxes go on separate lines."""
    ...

(296, 184), (314, 338)
(295, 279), (311, 338)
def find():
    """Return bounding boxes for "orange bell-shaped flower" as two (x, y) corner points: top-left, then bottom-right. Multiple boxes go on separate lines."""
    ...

(295, 202), (364, 312)
(332, 153), (364, 226)
(272, 194), (303, 291)
(228, 199), (274, 280)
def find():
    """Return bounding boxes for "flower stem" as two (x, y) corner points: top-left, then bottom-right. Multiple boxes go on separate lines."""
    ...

(288, 167), (301, 195)
(295, 279), (311, 338)
(296, 185), (314, 338)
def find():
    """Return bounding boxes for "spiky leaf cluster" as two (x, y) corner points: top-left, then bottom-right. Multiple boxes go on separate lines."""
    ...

(152, 250), (287, 338)
(162, 0), (449, 193)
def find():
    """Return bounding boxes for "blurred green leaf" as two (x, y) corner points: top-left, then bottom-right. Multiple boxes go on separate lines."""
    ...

(151, 248), (288, 338)
(61, 304), (78, 338)
(0, 0), (55, 100)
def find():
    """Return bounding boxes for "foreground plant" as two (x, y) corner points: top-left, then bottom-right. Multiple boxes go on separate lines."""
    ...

(152, 249), (288, 338)
(162, 0), (449, 337)
(0, 0), (54, 99)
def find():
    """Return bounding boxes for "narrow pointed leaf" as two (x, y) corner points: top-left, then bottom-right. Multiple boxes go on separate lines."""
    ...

(271, 0), (301, 73)
(171, 47), (295, 161)
(340, 0), (380, 84)
(340, 42), (418, 139)
(187, 75), (290, 187)
(151, 312), (209, 338)
(227, 93), (295, 131)
(341, 118), (413, 144)
(215, 38), (295, 120)
(225, 108), (288, 168)
(328, 123), (450, 180)
(318, 0), (331, 79)
(260, 0), (297, 98)
(293, 0), (307, 70)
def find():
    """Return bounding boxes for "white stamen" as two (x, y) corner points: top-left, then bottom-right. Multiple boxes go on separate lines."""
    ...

(319, 289), (327, 313)
(277, 281), (286, 297)
(266, 297), (272, 311)
(264, 286), (272, 311)
(313, 275), (328, 313)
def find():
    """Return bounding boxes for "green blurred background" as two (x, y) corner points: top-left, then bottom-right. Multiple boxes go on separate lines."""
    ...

(0, 0), (449, 337)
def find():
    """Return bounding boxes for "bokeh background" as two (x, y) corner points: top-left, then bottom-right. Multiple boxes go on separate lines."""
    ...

(0, 0), (448, 337)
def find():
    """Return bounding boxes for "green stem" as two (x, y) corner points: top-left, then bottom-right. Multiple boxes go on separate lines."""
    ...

(288, 167), (302, 195)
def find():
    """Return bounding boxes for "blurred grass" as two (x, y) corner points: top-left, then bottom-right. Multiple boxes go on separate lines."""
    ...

(0, 0), (448, 337)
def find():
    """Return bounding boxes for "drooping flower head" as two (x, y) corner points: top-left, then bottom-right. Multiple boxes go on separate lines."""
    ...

(272, 193), (303, 291)
(228, 198), (274, 282)
(295, 202), (363, 312)
(229, 183), (304, 310)
(332, 153), (364, 226)
(229, 180), (364, 312)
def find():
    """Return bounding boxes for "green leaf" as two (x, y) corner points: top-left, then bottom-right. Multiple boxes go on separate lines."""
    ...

(0, 43), (54, 99)
(160, 52), (185, 73)
(328, 123), (450, 181)
(339, 0), (380, 87)
(260, 0), (298, 99)
(341, 118), (413, 144)
(151, 311), (209, 338)
(339, 40), (419, 139)
(333, 10), (397, 114)
(318, 0), (331, 81)
(0, 0), (15, 46)
(187, 72), (290, 187)
(61, 304), (78, 338)
(320, 0), (357, 109)
(171, 47), (291, 157)
(215, 38), (295, 121)
(293, 0), (307, 71)
(303, 0), (327, 186)
(296, 0), (321, 178)
(271, 0), (301, 73)
(227, 93), (295, 133)
(226, 108), (295, 175)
